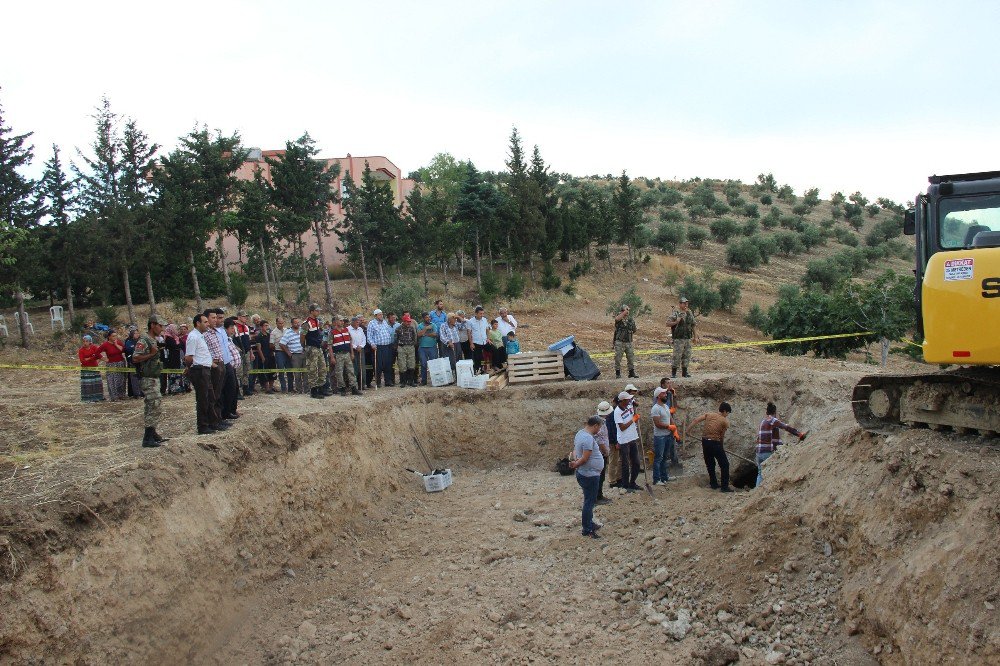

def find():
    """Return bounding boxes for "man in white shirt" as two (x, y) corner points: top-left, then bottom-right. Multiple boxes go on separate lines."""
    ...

(279, 318), (306, 394)
(496, 307), (518, 338)
(348, 316), (368, 390)
(184, 313), (224, 435)
(614, 391), (642, 492)
(270, 316), (290, 392)
(466, 305), (490, 374)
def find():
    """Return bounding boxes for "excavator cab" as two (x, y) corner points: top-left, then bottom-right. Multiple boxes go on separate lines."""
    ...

(853, 171), (1000, 434)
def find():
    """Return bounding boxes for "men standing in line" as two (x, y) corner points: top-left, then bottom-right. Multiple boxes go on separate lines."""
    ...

(279, 317), (306, 394)
(613, 390), (642, 492)
(466, 305), (490, 374)
(416, 311), (439, 386)
(131, 315), (168, 447)
(367, 308), (396, 387)
(201, 310), (227, 418)
(666, 297), (698, 378)
(691, 402), (733, 493)
(396, 313), (418, 387)
(330, 315), (360, 396)
(755, 402), (807, 487)
(185, 313), (225, 434)
(302, 304), (327, 399)
(496, 307), (517, 338)
(613, 304), (638, 380)
(456, 310), (472, 361)
(348, 316), (367, 390)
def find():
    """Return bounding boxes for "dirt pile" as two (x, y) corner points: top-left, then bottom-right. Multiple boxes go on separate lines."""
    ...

(1, 368), (996, 665)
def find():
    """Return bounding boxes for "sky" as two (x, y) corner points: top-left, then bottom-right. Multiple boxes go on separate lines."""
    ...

(3, 0), (999, 203)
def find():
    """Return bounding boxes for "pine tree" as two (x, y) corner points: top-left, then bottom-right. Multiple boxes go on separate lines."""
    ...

(455, 162), (500, 295)
(119, 119), (159, 316)
(0, 97), (40, 347)
(268, 133), (340, 308)
(613, 171), (642, 264)
(38, 144), (77, 323)
(235, 167), (278, 306)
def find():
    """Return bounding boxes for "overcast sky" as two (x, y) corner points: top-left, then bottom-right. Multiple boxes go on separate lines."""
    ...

(3, 0), (999, 202)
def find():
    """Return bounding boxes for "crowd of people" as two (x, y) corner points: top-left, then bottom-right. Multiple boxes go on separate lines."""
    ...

(76, 301), (523, 446)
(569, 382), (807, 538)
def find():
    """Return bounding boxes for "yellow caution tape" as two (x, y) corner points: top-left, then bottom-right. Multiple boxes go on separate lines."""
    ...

(589, 331), (875, 359)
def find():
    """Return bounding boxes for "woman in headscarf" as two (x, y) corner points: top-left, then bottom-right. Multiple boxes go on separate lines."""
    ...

(160, 323), (183, 395)
(123, 326), (144, 399)
(98, 330), (127, 400)
(78, 334), (105, 402)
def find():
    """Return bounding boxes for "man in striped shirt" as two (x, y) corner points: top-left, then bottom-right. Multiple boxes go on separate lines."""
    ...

(279, 318), (306, 394)
(755, 402), (808, 487)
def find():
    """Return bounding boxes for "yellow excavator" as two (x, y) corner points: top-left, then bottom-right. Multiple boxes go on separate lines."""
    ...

(852, 171), (1000, 434)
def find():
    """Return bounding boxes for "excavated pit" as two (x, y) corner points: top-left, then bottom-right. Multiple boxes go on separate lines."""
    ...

(1, 369), (997, 665)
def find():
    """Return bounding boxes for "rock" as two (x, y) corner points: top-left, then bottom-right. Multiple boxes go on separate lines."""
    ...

(655, 568), (670, 584)
(238, 549), (253, 560)
(662, 609), (692, 641)
(283, 568), (296, 578)
(717, 610), (734, 624)
(693, 642), (741, 666)
(298, 621), (318, 641)
(682, 549), (692, 558)
(782, 560), (798, 573)
(339, 632), (356, 643)
(985, 601), (995, 611)
(349, 614), (362, 624)
(513, 512), (527, 522)
(488, 611), (503, 623)
(823, 542), (833, 558)
(764, 649), (786, 664)
(397, 606), (413, 620)
(648, 612), (666, 625)
(532, 516), (552, 527)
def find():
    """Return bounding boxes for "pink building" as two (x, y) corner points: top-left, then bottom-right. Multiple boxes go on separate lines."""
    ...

(223, 150), (416, 268)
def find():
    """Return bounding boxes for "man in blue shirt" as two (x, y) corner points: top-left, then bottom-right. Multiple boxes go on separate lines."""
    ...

(367, 308), (396, 387)
(569, 416), (608, 538)
(429, 299), (448, 361)
(213, 308), (239, 419)
(417, 312), (439, 386)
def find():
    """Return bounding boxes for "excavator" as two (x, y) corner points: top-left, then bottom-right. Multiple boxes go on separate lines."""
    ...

(852, 170), (1000, 434)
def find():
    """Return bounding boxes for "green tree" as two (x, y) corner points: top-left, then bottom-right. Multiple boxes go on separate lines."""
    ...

(802, 258), (843, 292)
(653, 221), (686, 254)
(687, 225), (708, 249)
(717, 277), (742, 311)
(37, 144), (77, 323)
(455, 162), (500, 296)
(234, 166), (279, 305)
(613, 170), (642, 264)
(843, 270), (915, 365)
(803, 187), (821, 210)
(756, 173), (777, 192)
(726, 237), (763, 272)
(709, 217), (740, 243)
(866, 217), (902, 246)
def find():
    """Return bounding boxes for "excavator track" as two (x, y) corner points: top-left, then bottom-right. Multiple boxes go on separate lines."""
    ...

(852, 368), (1000, 435)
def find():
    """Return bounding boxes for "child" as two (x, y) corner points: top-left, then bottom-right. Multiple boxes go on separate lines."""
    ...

(505, 330), (520, 356)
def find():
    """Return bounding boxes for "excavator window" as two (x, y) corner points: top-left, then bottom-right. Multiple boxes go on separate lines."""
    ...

(938, 194), (1000, 249)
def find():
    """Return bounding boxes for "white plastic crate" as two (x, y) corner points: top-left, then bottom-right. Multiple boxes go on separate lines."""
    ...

(459, 374), (488, 390)
(422, 468), (452, 493)
(430, 370), (453, 387)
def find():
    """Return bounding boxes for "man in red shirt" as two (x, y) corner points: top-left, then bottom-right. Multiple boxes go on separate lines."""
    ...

(330, 315), (360, 396)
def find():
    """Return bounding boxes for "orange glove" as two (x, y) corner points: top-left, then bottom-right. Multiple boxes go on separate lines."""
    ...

(632, 413), (640, 424)
(668, 424), (678, 434)
(669, 406), (676, 415)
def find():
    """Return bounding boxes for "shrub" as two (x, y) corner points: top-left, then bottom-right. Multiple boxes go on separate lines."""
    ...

(633, 225), (654, 251)
(653, 222), (686, 254)
(802, 258), (843, 292)
(759, 193), (773, 205)
(866, 217), (903, 246)
(328, 264), (352, 280)
(171, 297), (188, 313)
(777, 184), (796, 201)
(639, 190), (661, 208)
(744, 203), (760, 218)
(773, 231), (803, 255)
(780, 214), (804, 232)
(380, 280), (428, 316)
(229, 273), (249, 307)
(846, 213), (865, 232)
(540, 263), (562, 290)
(680, 275), (721, 314)
(595, 247), (610, 262)
(799, 223), (825, 251)
(709, 217), (741, 243)
(687, 225), (708, 249)
(660, 208), (685, 224)
(744, 303), (768, 331)
(717, 277), (742, 311)
(664, 268), (681, 287)
(480, 271), (501, 301)
(831, 204), (843, 219)
(568, 261), (592, 281)
(834, 227), (859, 247)
(792, 202), (810, 216)
(94, 304), (118, 327)
(69, 313), (88, 333)
(762, 207), (780, 229)
(661, 188), (684, 206)
(562, 283), (577, 296)
(803, 187), (821, 209)
(741, 218), (759, 236)
(607, 287), (652, 316)
(504, 272), (525, 299)
(687, 203), (710, 222)
(711, 200), (731, 216)
(866, 203), (881, 218)
(832, 248), (869, 274)
(726, 238), (763, 272)
(748, 234), (771, 264)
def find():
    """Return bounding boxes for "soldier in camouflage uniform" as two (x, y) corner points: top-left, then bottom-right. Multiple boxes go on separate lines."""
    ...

(132, 315), (168, 447)
(666, 297), (697, 378)
(302, 304), (327, 399)
(613, 304), (638, 379)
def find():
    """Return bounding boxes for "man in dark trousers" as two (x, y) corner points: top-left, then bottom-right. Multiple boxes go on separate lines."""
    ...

(613, 391), (642, 492)
(691, 402), (733, 492)
(184, 313), (227, 434)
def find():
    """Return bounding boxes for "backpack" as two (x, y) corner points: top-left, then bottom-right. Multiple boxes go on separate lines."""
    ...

(555, 457), (574, 476)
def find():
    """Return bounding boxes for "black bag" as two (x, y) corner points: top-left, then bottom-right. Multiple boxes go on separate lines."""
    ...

(555, 457), (574, 476)
(562, 344), (601, 381)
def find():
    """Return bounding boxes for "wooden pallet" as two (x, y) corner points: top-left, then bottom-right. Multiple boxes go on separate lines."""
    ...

(506, 351), (565, 384)
(486, 369), (508, 391)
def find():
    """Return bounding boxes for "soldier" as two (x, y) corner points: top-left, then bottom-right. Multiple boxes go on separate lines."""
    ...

(666, 297), (698, 378)
(302, 303), (326, 399)
(131, 315), (168, 448)
(613, 303), (638, 379)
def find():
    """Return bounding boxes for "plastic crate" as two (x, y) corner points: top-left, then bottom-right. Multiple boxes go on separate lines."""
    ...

(422, 469), (452, 493)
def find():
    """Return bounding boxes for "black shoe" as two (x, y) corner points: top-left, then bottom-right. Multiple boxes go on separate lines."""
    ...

(584, 531), (601, 539)
(385, 382), (395, 387)
(237, 395), (245, 401)
(595, 497), (612, 505)
(720, 487), (733, 493)
(615, 371), (621, 379)
(628, 483), (643, 490)
(628, 371), (639, 378)
(224, 413), (240, 420)
(710, 483), (720, 489)
(214, 421), (231, 430)
(311, 390), (325, 399)
(340, 389), (348, 397)
(198, 426), (217, 435)
(682, 369), (690, 378)
(142, 439), (162, 448)
(152, 430), (169, 443)
(351, 387), (362, 396)
(671, 367), (677, 378)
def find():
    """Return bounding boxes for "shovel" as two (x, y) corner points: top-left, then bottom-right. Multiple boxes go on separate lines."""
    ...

(635, 423), (657, 500)
(408, 423), (436, 473)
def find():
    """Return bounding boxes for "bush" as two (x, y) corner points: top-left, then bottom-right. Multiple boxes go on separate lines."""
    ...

(744, 203), (759, 218)
(660, 207), (685, 224)
(661, 187), (684, 206)
(680, 275), (721, 314)
(760, 193), (773, 205)
(69, 313), (88, 333)
(764, 285), (861, 358)
(802, 258), (843, 292)
(744, 303), (768, 331)
(748, 234), (771, 264)
(866, 217), (903, 246)
(171, 297), (188, 313)
(664, 268), (681, 287)
(709, 217), (741, 243)
(541, 263), (562, 290)
(831, 204), (843, 220)
(726, 238), (763, 272)
(866, 203), (881, 218)
(832, 248), (869, 274)
(633, 225), (653, 251)
(799, 223), (825, 251)
(792, 202), (810, 217)
(94, 304), (119, 327)
(504, 272), (525, 299)
(717, 277), (742, 311)
(711, 200), (731, 216)
(687, 225), (708, 249)
(780, 214), (804, 232)
(639, 190), (661, 208)
(607, 287), (652, 316)
(741, 218), (759, 236)
(480, 271), (501, 301)
(834, 227), (859, 247)
(762, 207), (780, 229)
(653, 222), (686, 254)
(379, 279), (428, 316)
(687, 203), (710, 222)
(777, 184), (796, 201)
(803, 187), (821, 209)
(568, 261), (592, 281)
(595, 247), (610, 262)
(230, 273), (249, 307)
(562, 283), (577, 296)
(774, 230), (805, 255)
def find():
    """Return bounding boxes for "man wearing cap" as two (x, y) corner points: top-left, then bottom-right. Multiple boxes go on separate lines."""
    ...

(330, 316), (360, 396)
(595, 401), (614, 504)
(496, 307), (518, 338)
(651, 387), (679, 485)
(395, 313), (418, 387)
(666, 297), (698, 378)
(131, 315), (168, 447)
(614, 391), (642, 492)
(613, 304), (638, 380)
(302, 304), (326, 399)
(279, 317), (306, 394)
(367, 308), (395, 387)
